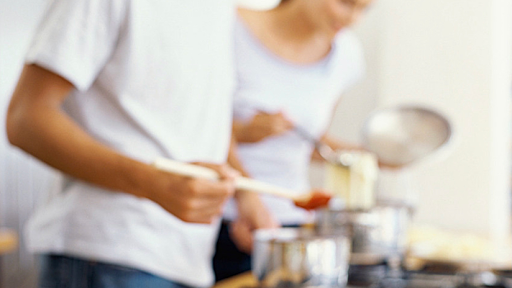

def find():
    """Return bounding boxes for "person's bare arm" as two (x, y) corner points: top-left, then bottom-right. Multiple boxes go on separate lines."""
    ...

(227, 135), (279, 252)
(320, 134), (363, 151)
(232, 111), (293, 143)
(310, 96), (364, 162)
(6, 64), (235, 224)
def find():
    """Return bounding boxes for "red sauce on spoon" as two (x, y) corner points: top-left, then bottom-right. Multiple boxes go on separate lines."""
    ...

(294, 191), (332, 210)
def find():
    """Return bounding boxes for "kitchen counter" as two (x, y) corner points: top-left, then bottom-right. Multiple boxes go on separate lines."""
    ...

(210, 272), (387, 288)
(213, 272), (256, 288)
(212, 270), (512, 288)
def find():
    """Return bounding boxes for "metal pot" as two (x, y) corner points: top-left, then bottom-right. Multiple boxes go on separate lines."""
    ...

(253, 228), (351, 288)
(491, 269), (512, 288)
(315, 201), (410, 265)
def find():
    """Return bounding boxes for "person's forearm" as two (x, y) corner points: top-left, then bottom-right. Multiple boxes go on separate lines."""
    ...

(310, 134), (363, 162)
(6, 65), (238, 223)
(7, 100), (154, 199)
(319, 134), (343, 150)
(321, 134), (363, 151)
(227, 137), (278, 247)
(227, 135), (249, 177)
(227, 135), (251, 202)
(232, 121), (253, 143)
(227, 135), (260, 203)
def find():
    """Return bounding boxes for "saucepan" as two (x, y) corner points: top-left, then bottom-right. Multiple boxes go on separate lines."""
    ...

(315, 200), (410, 265)
(492, 269), (512, 287)
(253, 228), (351, 288)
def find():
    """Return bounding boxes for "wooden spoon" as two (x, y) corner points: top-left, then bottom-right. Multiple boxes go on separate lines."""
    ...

(153, 158), (331, 210)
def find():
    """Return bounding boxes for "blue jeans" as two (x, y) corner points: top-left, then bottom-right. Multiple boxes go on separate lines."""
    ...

(39, 254), (191, 288)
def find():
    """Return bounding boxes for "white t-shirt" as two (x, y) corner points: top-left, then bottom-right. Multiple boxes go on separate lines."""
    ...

(223, 19), (365, 225)
(24, 0), (235, 286)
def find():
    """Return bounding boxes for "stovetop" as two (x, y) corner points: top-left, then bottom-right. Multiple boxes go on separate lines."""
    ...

(347, 263), (506, 288)
(245, 263), (511, 288)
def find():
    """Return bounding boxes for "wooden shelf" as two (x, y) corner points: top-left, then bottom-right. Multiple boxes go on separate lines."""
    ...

(0, 229), (18, 255)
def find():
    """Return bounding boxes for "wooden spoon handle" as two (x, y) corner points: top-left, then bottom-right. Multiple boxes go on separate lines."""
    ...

(153, 158), (301, 200)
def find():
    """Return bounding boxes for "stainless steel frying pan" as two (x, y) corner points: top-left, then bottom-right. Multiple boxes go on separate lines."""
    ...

(361, 105), (452, 168)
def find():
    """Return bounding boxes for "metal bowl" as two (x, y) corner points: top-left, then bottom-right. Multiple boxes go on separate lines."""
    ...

(361, 105), (452, 168)
(253, 228), (351, 288)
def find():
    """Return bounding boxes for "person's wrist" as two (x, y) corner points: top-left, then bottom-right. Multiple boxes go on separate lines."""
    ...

(234, 189), (259, 202)
(119, 159), (159, 200)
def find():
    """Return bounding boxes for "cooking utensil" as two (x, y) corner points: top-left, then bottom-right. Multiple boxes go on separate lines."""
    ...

(253, 228), (351, 288)
(294, 126), (355, 167)
(361, 105), (452, 168)
(315, 200), (410, 265)
(324, 150), (379, 210)
(234, 101), (341, 165)
(492, 269), (512, 288)
(237, 101), (357, 168)
(295, 124), (380, 211)
(153, 158), (331, 210)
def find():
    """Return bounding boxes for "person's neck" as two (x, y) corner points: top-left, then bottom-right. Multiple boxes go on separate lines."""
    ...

(239, 2), (332, 44)
(266, 2), (319, 42)
(238, 3), (334, 64)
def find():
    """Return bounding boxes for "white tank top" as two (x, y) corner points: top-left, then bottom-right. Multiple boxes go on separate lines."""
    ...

(223, 18), (366, 225)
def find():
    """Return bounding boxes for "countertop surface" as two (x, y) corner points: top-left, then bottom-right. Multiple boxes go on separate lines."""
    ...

(212, 273), (366, 288)
(213, 272), (256, 288)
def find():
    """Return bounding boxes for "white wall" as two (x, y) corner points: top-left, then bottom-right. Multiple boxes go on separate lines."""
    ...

(0, 1), (54, 287)
(313, 0), (512, 245)
(320, 0), (512, 248)
(328, 1), (383, 143)
(371, 0), (512, 244)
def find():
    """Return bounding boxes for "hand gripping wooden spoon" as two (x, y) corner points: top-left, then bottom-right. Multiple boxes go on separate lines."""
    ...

(153, 158), (331, 210)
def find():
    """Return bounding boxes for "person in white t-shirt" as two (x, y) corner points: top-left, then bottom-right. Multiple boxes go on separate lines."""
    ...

(5, 0), (276, 287)
(213, 0), (373, 281)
